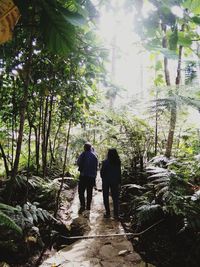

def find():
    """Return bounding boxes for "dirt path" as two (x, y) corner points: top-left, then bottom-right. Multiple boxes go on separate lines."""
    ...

(40, 175), (152, 267)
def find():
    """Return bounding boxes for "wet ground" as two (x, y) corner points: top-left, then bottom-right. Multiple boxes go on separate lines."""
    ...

(40, 175), (153, 267)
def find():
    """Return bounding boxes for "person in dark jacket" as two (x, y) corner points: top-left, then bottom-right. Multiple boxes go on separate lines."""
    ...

(100, 148), (121, 219)
(77, 142), (98, 214)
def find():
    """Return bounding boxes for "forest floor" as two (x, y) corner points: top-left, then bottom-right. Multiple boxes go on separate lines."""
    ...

(40, 174), (153, 267)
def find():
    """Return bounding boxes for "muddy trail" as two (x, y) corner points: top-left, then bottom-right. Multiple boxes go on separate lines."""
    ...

(40, 174), (153, 267)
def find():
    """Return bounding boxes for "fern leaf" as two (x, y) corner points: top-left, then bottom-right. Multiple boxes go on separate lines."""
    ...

(0, 0), (20, 44)
(37, 208), (45, 221)
(148, 173), (170, 179)
(0, 202), (18, 212)
(156, 186), (169, 197)
(0, 211), (22, 235)
(146, 166), (167, 173)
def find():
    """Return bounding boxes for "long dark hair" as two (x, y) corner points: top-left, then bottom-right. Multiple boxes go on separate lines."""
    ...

(107, 148), (121, 165)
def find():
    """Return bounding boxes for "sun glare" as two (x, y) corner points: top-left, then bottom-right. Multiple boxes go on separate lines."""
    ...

(171, 6), (184, 18)
(97, 4), (153, 104)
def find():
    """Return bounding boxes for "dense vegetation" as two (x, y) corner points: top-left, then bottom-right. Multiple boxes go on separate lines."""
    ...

(0, 0), (200, 266)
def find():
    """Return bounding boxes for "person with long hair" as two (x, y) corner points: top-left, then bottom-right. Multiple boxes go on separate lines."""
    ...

(100, 148), (121, 219)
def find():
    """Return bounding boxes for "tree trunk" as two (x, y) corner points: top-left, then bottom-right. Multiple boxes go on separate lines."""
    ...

(54, 94), (74, 218)
(11, 114), (15, 168)
(162, 23), (174, 158)
(162, 24), (171, 86)
(54, 118), (73, 218)
(0, 143), (10, 179)
(50, 114), (62, 168)
(165, 104), (177, 158)
(155, 90), (158, 155)
(165, 22), (184, 158)
(43, 94), (53, 177)
(36, 97), (42, 174)
(42, 97), (48, 177)
(25, 125), (32, 202)
(27, 125), (32, 173)
(6, 26), (34, 203)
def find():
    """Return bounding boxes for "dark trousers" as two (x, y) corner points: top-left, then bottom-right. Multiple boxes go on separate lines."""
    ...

(78, 175), (95, 210)
(102, 182), (119, 216)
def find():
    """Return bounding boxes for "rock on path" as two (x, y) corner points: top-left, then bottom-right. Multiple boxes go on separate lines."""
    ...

(40, 175), (152, 267)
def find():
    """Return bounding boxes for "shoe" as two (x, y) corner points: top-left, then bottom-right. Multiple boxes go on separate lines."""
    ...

(78, 207), (85, 214)
(104, 213), (111, 218)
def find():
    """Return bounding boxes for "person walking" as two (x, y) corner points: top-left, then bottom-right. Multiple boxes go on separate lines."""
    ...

(100, 148), (121, 219)
(77, 142), (98, 214)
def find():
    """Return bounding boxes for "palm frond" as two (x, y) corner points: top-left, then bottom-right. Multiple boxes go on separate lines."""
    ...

(0, 0), (20, 44)
(40, 0), (86, 55)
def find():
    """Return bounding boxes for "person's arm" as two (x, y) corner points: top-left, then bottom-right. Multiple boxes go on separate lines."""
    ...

(100, 161), (105, 178)
(118, 163), (122, 184)
(77, 152), (84, 168)
(95, 156), (98, 177)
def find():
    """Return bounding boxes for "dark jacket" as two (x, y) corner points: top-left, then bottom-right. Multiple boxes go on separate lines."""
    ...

(100, 159), (121, 184)
(77, 151), (98, 178)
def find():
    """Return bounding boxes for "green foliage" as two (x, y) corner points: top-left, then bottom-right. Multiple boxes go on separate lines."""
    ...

(0, 205), (22, 235)
(137, 204), (163, 224)
(134, 0), (200, 65)
(122, 151), (200, 266)
(40, 0), (77, 55)
(183, 0), (200, 14)
(14, 0), (89, 55)
(16, 202), (55, 225)
(134, 157), (200, 232)
(169, 27), (178, 50)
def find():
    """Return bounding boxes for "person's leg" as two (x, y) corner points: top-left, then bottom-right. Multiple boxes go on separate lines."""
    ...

(110, 183), (119, 218)
(78, 176), (87, 212)
(86, 185), (93, 210)
(102, 182), (110, 216)
(86, 177), (95, 210)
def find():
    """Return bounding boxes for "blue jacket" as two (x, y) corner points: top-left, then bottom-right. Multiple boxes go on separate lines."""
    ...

(100, 159), (121, 184)
(77, 151), (98, 178)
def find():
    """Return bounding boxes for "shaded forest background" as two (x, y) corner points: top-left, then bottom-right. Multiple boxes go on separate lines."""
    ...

(0, 0), (200, 266)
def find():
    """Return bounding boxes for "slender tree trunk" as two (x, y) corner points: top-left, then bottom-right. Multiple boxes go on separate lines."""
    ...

(11, 88), (16, 168)
(50, 114), (63, 167)
(165, 23), (184, 158)
(155, 90), (158, 155)
(11, 116), (15, 168)
(43, 95), (53, 176)
(162, 23), (174, 159)
(36, 97), (42, 174)
(165, 104), (177, 158)
(54, 97), (74, 218)
(54, 118), (73, 218)
(162, 24), (171, 86)
(0, 143), (10, 179)
(7, 124), (10, 162)
(42, 97), (48, 177)
(27, 125), (32, 172)
(32, 125), (38, 168)
(25, 125), (32, 202)
(49, 140), (55, 168)
(140, 156), (143, 172)
(6, 23), (34, 203)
